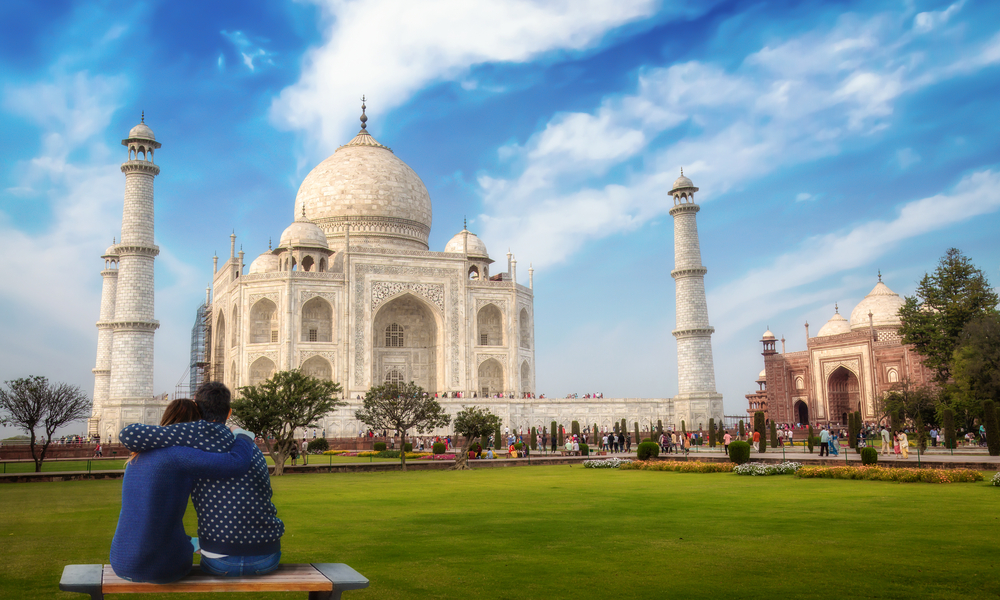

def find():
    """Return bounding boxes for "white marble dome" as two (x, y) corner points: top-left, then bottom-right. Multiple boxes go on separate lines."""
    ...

(248, 251), (280, 274)
(279, 213), (329, 249)
(292, 126), (432, 251)
(758, 369), (766, 380)
(671, 173), (695, 191)
(817, 308), (851, 337)
(128, 122), (155, 141)
(850, 280), (905, 330)
(444, 228), (489, 258)
(762, 329), (776, 340)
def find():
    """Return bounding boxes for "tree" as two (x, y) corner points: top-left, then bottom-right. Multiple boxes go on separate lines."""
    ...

(739, 420), (745, 438)
(571, 421), (580, 437)
(550, 421), (557, 451)
(657, 419), (664, 438)
(354, 381), (449, 472)
(233, 370), (343, 476)
(951, 314), (1000, 429)
(0, 376), (90, 472)
(451, 406), (502, 470)
(770, 420), (779, 448)
(942, 407), (957, 449)
(982, 400), (1000, 457)
(884, 381), (937, 428)
(530, 426), (537, 450)
(807, 425), (815, 453)
(848, 412), (858, 449)
(754, 411), (766, 453)
(633, 422), (640, 446)
(898, 248), (999, 384)
(913, 411), (928, 453)
(708, 418), (716, 447)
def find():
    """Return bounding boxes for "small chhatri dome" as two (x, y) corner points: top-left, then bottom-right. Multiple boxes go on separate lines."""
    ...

(128, 111), (155, 141)
(248, 251), (281, 274)
(762, 329), (776, 340)
(671, 167), (696, 192)
(278, 209), (329, 249)
(850, 279), (905, 330)
(817, 304), (851, 337)
(444, 225), (489, 258)
(758, 369), (767, 381)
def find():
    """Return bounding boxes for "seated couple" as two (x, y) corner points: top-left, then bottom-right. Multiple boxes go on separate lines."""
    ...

(109, 381), (284, 584)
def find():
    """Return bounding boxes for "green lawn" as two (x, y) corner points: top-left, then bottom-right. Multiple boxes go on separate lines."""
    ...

(1, 466), (998, 599)
(0, 455), (400, 473)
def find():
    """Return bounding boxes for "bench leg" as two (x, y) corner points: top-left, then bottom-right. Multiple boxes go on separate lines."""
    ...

(308, 591), (342, 600)
(59, 564), (103, 600)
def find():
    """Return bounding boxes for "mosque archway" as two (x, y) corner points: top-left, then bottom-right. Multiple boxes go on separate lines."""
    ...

(827, 366), (860, 425)
(250, 298), (278, 344)
(372, 293), (441, 393)
(249, 356), (276, 386)
(477, 304), (503, 346)
(301, 297), (333, 342)
(478, 358), (504, 397)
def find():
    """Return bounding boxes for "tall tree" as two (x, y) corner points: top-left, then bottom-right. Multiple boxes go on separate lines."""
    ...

(233, 370), (343, 475)
(883, 380), (938, 427)
(982, 400), (1000, 457)
(898, 248), (999, 384)
(355, 381), (450, 471)
(0, 376), (91, 472)
(951, 314), (1000, 429)
(451, 406), (502, 470)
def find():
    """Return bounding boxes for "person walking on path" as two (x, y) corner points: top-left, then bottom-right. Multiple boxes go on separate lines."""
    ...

(898, 431), (910, 459)
(880, 426), (891, 455)
(723, 431), (731, 456)
(752, 429), (760, 452)
(301, 439), (308, 466)
(819, 426), (830, 457)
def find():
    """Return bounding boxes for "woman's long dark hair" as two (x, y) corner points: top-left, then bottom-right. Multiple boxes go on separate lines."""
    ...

(125, 399), (201, 465)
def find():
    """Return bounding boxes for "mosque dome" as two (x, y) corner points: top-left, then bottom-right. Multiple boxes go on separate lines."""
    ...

(850, 279), (905, 330)
(444, 227), (489, 258)
(278, 212), (329, 249)
(292, 105), (432, 251)
(128, 121), (155, 141)
(758, 369), (766, 380)
(817, 306), (851, 337)
(248, 251), (280, 274)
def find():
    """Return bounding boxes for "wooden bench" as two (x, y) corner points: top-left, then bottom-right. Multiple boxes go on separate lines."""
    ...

(60, 563), (368, 599)
(558, 449), (581, 456)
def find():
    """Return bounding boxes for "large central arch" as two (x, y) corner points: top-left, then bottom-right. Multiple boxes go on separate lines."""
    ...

(827, 366), (860, 425)
(372, 293), (442, 393)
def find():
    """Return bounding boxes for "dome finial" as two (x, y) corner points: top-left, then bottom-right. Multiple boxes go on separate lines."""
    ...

(269, 237), (272, 250)
(463, 215), (467, 230)
(302, 204), (306, 218)
(141, 110), (144, 124)
(360, 95), (368, 130)
(835, 302), (839, 313)
(878, 269), (882, 282)
(680, 167), (684, 176)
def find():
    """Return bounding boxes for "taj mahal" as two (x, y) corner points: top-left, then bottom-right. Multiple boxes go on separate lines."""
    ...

(88, 106), (724, 442)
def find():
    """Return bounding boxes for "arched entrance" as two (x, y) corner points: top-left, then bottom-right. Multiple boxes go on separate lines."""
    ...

(372, 294), (441, 393)
(478, 358), (504, 397)
(827, 366), (860, 425)
(794, 400), (809, 425)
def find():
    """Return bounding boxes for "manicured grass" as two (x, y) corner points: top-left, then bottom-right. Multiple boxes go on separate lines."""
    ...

(1, 466), (998, 599)
(0, 459), (128, 474)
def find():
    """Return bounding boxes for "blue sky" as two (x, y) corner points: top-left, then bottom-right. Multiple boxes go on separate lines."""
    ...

(2, 0), (999, 435)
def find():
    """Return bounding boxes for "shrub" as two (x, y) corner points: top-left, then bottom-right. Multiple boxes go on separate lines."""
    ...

(571, 421), (580, 436)
(530, 427), (537, 450)
(558, 425), (564, 447)
(729, 441), (751, 465)
(738, 420), (745, 438)
(514, 442), (523, 450)
(943, 408), (957, 449)
(983, 400), (1000, 456)
(992, 472), (1000, 486)
(579, 442), (589, 456)
(796, 465), (983, 483)
(620, 460), (733, 473)
(860, 447), (877, 465)
(551, 421), (557, 451)
(404, 442), (413, 453)
(307, 438), (329, 453)
(807, 425), (815, 453)
(583, 457), (631, 469)
(495, 427), (503, 450)
(770, 421), (778, 448)
(634, 422), (640, 447)
(636, 441), (660, 460)
(373, 441), (387, 452)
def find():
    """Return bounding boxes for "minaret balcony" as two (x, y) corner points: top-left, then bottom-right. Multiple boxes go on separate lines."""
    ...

(120, 161), (161, 176)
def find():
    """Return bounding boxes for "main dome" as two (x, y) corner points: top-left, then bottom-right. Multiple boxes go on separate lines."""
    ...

(850, 280), (905, 330)
(293, 111), (432, 251)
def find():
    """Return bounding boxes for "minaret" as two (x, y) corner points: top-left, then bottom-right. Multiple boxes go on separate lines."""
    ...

(104, 115), (162, 441)
(89, 240), (119, 437)
(669, 169), (723, 429)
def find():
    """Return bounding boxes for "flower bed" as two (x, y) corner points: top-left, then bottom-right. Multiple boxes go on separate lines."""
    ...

(619, 460), (733, 473)
(733, 462), (801, 476)
(583, 457), (632, 469)
(991, 472), (1000, 486)
(322, 449), (350, 455)
(413, 453), (456, 460)
(796, 465), (983, 483)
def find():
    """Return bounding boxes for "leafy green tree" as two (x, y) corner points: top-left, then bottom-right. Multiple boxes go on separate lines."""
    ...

(884, 381), (937, 428)
(951, 314), (1000, 429)
(354, 381), (449, 472)
(754, 411), (766, 453)
(233, 370), (343, 475)
(898, 248), (998, 384)
(0, 376), (91, 472)
(982, 400), (1000, 456)
(451, 406), (502, 470)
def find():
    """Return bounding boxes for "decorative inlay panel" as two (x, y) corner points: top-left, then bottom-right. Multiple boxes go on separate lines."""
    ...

(371, 282), (444, 313)
(475, 298), (507, 313)
(248, 292), (278, 307)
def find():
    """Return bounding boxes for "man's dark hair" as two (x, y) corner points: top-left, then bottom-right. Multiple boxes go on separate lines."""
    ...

(195, 381), (231, 423)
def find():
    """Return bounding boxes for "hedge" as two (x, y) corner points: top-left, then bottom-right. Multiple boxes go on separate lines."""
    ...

(432, 441), (446, 454)
(307, 438), (329, 452)
(729, 440), (751, 465)
(636, 441), (659, 460)
(373, 441), (387, 452)
(860, 447), (877, 465)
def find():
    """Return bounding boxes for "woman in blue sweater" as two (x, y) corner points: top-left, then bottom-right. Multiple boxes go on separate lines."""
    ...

(109, 399), (255, 584)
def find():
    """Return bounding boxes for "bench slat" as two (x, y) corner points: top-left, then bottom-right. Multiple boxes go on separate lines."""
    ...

(102, 564), (334, 593)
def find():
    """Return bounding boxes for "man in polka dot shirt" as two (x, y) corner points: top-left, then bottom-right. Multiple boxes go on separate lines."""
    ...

(119, 382), (284, 576)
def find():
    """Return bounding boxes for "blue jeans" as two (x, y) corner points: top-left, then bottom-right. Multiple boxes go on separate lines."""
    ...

(199, 551), (281, 577)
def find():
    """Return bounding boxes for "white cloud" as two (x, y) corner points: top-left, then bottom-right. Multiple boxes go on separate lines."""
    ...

(221, 30), (274, 72)
(913, 0), (965, 33)
(270, 0), (661, 155)
(796, 192), (812, 202)
(476, 9), (999, 268)
(709, 169), (1000, 338)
